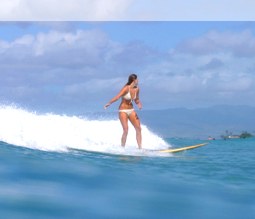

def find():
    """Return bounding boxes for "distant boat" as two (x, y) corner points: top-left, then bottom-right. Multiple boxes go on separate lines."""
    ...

(227, 135), (240, 139)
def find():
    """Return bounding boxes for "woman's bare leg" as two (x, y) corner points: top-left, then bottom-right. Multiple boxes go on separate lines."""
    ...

(129, 111), (142, 149)
(119, 112), (129, 147)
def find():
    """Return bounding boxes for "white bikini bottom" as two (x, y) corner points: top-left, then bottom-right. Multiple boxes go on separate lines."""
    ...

(119, 109), (134, 116)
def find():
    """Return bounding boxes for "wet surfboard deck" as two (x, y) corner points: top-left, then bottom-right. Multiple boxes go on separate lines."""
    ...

(69, 143), (208, 157)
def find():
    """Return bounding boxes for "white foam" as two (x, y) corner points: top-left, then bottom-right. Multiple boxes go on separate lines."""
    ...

(0, 105), (170, 155)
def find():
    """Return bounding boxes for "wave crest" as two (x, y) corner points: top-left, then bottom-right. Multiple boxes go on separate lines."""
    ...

(0, 105), (169, 154)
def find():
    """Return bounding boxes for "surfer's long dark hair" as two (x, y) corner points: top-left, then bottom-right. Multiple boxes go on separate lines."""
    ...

(126, 74), (137, 85)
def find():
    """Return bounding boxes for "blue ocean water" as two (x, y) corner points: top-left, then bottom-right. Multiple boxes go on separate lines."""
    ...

(0, 105), (254, 219)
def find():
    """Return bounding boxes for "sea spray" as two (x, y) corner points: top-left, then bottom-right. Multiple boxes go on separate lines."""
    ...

(0, 105), (169, 154)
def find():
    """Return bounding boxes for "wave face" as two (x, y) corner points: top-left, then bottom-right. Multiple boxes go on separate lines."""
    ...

(0, 105), (169, 154)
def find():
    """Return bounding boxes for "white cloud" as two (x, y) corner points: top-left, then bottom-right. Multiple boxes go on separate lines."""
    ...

(126, 0), (255, 21)
(0, 28), (113, 67)
(1, 0), (255, 21)
(148, 51), (254, 93)
(0, 0), (134, 20)
(176, 29), (255, 57)
(0, 0), (21, 16)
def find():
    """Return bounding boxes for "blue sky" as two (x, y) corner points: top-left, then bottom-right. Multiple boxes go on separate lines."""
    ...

(1, 21), (255, 113)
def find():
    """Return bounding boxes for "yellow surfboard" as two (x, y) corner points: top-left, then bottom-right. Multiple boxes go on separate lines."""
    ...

(155, 143), (208, 153)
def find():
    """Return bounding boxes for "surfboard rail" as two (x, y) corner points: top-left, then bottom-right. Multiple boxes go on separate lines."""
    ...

(153, 143), (208, 153)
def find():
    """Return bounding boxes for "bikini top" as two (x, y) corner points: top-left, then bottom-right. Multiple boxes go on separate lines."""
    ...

(123, 86), (136, 102)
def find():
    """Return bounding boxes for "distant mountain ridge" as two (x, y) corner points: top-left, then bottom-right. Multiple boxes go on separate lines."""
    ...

(140, 105), (255, 139)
